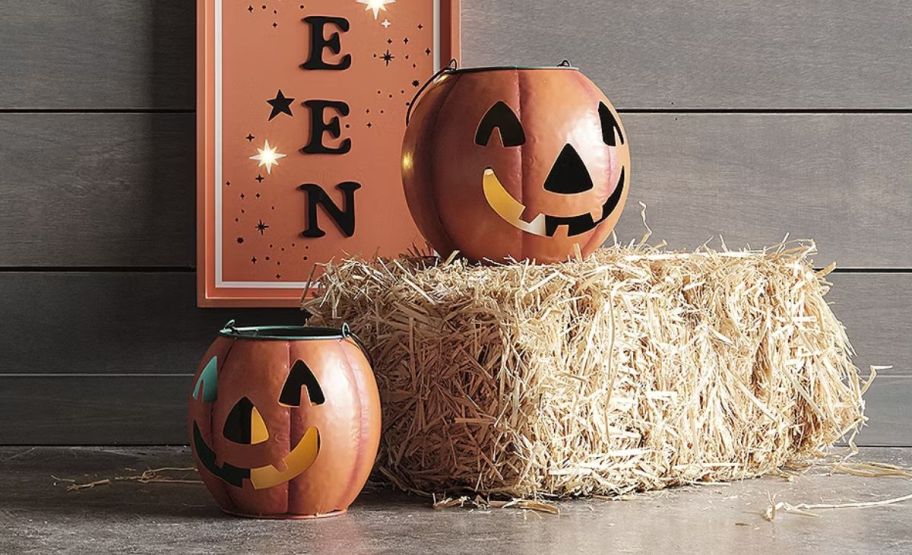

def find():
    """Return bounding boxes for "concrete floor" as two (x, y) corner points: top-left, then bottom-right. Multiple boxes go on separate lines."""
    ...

(1, 447), (910, 554)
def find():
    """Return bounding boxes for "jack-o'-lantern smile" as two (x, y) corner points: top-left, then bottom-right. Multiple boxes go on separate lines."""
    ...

(192, 422), (320, 490)
(482, 165), (626, 238)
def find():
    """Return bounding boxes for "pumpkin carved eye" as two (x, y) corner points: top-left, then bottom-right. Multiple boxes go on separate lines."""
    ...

(279, 360), (326, 407)
(223, 397), (269, 445)
(475, 101), (526, 147)
(598, 102), (625, 146)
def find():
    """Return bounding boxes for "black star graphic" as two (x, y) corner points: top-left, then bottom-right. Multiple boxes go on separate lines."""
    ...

(425, 48), (432, 55)
(266, 89), (295, 120)
(225, 180), (231, 186)
(418, 24), (424, 29)
(381, 50), (395, 66)
(387, 38), (393, 45)
(412, 80), (420, 87)
(246, 133), (255, 142)
(251, 256), (257, 264)
(248, 5), (253, 12)
(255, 174), (264, 183)
(256, 220), (269, 234)
(403, 37), (409, 44)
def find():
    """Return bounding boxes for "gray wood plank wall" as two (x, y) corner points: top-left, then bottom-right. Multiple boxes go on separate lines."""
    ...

(0, 1), (909, 445)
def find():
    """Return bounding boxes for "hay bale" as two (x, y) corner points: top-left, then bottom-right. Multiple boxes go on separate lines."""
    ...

(304, 243), (866, 498)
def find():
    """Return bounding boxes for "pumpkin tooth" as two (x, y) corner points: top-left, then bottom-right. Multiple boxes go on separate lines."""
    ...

(527, 214), (547, 236)
(518, 205), (540, 224)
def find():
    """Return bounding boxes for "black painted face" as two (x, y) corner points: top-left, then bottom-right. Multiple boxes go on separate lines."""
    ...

(191, 359), (325, 489)
(476, 101), (627, 238)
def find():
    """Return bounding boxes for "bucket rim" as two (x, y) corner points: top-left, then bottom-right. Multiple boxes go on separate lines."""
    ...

(218, 323), (348, 341)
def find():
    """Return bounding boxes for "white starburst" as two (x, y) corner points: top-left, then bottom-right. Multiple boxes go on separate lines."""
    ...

(249, 140), (286, 175)
(357, 0), (395, 20)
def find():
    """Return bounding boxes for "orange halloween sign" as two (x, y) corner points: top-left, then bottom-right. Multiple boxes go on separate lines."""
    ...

(198, 0), (460, 306)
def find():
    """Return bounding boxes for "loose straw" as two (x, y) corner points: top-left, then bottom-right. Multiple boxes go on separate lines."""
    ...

(306, 240), (867, 499)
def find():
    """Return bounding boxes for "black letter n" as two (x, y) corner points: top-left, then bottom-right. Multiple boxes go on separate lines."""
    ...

(299, 182), (362, 238)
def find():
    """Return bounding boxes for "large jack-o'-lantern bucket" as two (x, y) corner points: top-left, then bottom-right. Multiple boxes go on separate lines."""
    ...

(402, 61), (631, 263)
(187, 321), (381, 519)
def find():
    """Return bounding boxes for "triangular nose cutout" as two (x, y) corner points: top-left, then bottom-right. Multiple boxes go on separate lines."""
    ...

(543, 145), (594, 194)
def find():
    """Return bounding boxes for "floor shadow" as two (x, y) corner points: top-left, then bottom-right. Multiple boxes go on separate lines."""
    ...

(0, 447), (426, 521)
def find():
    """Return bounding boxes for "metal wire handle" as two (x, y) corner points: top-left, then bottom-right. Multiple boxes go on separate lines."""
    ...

(341, 322), (374, 368)
(405, 58), (459, 126)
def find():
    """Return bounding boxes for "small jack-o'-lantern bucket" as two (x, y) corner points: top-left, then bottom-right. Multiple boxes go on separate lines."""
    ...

(187, 321), (381, 519)
(403, 60), (631, 263)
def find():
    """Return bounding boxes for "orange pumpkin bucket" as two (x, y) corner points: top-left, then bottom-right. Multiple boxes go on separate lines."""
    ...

(187, 321), (381, 519)
(402, 62), (631, 263)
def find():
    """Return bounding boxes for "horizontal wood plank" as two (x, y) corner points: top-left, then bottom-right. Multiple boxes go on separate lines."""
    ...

(0, 272), (905, 377)
(614, 114), (912, 268)
(0, 374), (905, 446)
(2, 113), (910, 268)
(0, 272), (303, 376)
(854, 377), (912, 447)
(0, 113), (195, 267)
(827, 273), (912, 377)
(0, 376), (190, 445)
(462, 0), (912, 109)
(4, 1), (911, 109)
(0, 1), (195, 110)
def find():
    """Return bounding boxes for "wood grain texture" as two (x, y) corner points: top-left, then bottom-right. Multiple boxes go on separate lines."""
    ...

(828, 273), (911, 377)
(2, 1), (910, 446)
(0, 113), (195, 267)
(0, 272), (902, 376)
(613, 114), (912, 268)
(0, 369), (905, 446)
(2, 113), (910, 268)
(856, 377), (912, 447)
(0, 272), (303, 376)
(0, 271), (906, 444)
(0, 376), (190, 445)
(0, 1), (195, 110)
(3, 1), (910, 110)
(462, 0), (912, 109)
